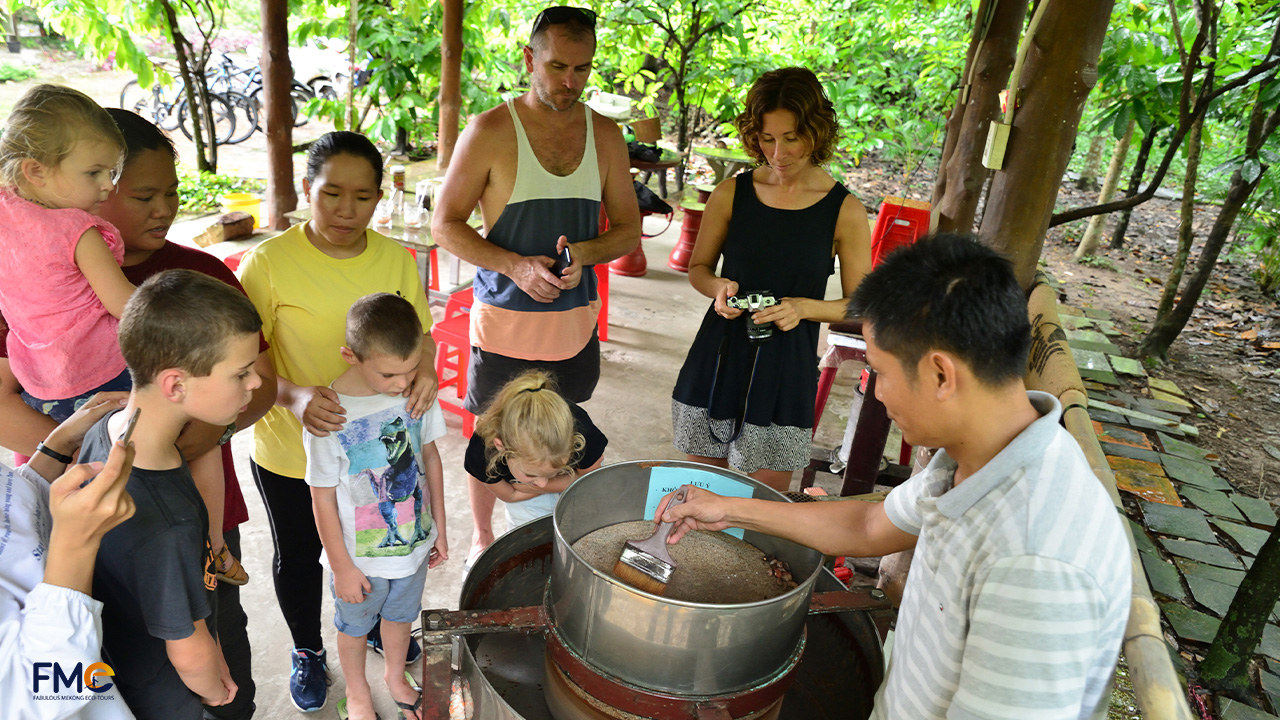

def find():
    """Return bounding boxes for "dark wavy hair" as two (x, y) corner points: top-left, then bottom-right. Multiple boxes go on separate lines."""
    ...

(734, 67), (839, 167)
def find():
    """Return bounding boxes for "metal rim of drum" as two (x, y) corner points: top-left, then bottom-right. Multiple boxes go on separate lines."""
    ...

(543, 609), (805, 720)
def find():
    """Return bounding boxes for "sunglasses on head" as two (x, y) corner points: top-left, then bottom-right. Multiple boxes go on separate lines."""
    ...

(531, 5), (597, 37)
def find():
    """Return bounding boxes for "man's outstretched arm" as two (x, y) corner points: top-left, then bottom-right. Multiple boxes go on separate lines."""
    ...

(661, 486), (917, 559)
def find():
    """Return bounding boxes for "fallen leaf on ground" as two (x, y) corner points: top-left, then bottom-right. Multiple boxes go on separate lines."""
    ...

(1241, 328), (1259, 340)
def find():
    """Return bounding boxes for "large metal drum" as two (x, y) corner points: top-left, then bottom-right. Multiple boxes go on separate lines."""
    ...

(454, 461), (887, 720)
(549, 461), (822, 697)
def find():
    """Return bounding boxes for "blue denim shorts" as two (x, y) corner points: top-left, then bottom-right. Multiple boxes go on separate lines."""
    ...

(22, 368), (132, 423)
(331, 559), (430, 637)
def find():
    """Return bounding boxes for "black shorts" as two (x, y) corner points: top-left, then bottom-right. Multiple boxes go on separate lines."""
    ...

(464, 330), (600, 413)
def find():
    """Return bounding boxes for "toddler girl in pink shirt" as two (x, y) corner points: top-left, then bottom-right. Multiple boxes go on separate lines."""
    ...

(0, 84), (248, 586)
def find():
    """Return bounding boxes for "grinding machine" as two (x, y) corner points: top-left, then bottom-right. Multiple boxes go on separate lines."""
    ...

(415, 461), (895, 720)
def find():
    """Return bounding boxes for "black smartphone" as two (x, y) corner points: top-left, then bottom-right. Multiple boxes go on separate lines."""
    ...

(550, 246), (572, 274)
(80, 408), (139, 488)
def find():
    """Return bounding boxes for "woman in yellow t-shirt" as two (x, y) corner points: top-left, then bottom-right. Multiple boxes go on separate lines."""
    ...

(237, 131), (437, 712)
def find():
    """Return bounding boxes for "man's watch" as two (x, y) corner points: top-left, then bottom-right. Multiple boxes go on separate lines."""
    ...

(217, 422), (237, 446)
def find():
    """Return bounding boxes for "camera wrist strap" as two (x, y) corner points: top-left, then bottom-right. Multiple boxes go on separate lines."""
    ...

(706, 339), (763, 445)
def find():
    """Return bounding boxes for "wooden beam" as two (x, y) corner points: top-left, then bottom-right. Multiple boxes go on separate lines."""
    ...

(438, 0), (463, 171)
(260, 0), (297, 229)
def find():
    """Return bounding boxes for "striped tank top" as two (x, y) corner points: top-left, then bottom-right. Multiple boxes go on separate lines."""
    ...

(471, 99), (601, 361)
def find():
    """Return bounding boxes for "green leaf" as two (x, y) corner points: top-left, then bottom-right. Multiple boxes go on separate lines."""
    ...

(1114, 104), (1132, 140)
(1243, 158), (1262, 184)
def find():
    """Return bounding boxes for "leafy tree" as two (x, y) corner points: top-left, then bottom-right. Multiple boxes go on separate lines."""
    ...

(29, 0), (227, 171)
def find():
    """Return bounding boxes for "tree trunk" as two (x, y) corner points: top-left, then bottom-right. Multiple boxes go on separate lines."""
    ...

(1109, 125), (1160, 248)
(1075, 134), (1105, 190)
(437, 0), (462, 171)
(1200, 523), (1280, 700)
(260, 0), (297, 230)
(158, 0), (213, 172)
(1140, 94), (1279, 359)
(1155, 116), (1203, 320)
(931, 0), (1028, 235)
(347, 0), (358, 130)
(1074, 117), (1133, 259)
(392, 126), (409, 158)
(980, 0), (1116, 288)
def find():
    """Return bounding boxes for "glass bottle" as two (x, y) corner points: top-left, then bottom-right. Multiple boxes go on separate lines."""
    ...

(389, 164), (407, 225)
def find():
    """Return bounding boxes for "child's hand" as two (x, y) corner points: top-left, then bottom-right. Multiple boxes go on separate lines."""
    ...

(203, 645), (238, 706)
(293, 386), (346, 436)
(429, 537), (448, 569)
(334, 566), (371, 605)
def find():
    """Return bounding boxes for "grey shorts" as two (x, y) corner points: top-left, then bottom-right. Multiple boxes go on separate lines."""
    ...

(464, 331), (600, 413)
(671, 399), (811, 473)
(331, 559), (430, 637)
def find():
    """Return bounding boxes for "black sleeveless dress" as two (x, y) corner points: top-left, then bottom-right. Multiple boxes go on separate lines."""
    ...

(672, 171), (848, 430)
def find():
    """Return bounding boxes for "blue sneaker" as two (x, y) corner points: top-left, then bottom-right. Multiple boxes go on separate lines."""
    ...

(289, 648), (328, 712)
(366, 621), (422, 664)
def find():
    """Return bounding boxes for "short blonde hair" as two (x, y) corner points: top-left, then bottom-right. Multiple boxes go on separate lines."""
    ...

(735, 67), (839, 167)
(475, 370), (585, 480)
(0, 84), (125, 188)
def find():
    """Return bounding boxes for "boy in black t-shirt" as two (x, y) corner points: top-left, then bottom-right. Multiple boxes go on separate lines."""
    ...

(81, 270), (263, 719)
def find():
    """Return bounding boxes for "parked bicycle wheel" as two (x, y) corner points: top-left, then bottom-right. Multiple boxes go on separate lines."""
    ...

(223, 91), (259, 145)
(120, 80), (150, 114)
(120, 80), (181, 131)
(177, 94), (237, 146)
(250, 85), (311, 130)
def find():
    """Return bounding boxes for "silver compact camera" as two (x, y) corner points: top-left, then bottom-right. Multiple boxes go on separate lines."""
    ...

(726, 292), (778, 343)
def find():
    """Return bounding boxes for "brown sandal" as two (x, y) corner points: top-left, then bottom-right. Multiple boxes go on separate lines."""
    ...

(213, 544), (249, 586)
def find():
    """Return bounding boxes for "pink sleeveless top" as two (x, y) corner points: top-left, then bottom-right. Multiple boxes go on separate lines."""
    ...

(0, 188), (127, 399)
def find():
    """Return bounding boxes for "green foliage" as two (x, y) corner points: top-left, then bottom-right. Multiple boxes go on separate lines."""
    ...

(1078, 254), (1120, 271)
(178, 169), (265, 214)
(0, 63), (35, 82)
(28, 0), (168, 90)
(295, 0), (530, 147)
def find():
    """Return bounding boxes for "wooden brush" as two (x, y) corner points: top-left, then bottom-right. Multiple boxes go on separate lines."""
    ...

(613, 485), (690, 595)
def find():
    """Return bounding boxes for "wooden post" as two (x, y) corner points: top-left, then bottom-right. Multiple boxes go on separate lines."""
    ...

(260, 0), (297, 230)
(977, 0), (1116, 288)
(930, 0), (1028, 235)
(437, 0), (463, 171)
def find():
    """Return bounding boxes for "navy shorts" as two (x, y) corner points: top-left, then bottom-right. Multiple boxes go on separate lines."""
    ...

(464, 330), (600, 413)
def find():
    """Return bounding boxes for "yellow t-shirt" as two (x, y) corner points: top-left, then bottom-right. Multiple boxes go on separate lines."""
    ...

(238, 224), (433, 477)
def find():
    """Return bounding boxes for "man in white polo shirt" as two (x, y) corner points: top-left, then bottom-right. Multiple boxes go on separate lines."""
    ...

(662, 234), (1131, 719)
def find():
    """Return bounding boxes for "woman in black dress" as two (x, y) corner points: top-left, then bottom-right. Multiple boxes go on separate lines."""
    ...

(671, 67), (872, 492)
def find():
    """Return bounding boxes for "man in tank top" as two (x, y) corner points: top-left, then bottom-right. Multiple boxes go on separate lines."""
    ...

(432, 5), (640, 565)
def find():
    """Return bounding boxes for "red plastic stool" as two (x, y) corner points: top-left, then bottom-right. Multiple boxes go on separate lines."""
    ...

(668, 201), (703, 273)
(870, 196), (931, 266)
(403, 246), (440, 291)
(445, 285), (474, 320)
(594, 264), (610, 342)
(431, 314), (474, 437)
(223, 248), (250, 272)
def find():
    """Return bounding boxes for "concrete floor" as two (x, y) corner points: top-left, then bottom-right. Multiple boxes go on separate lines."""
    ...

(16, 201), (862, 719)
